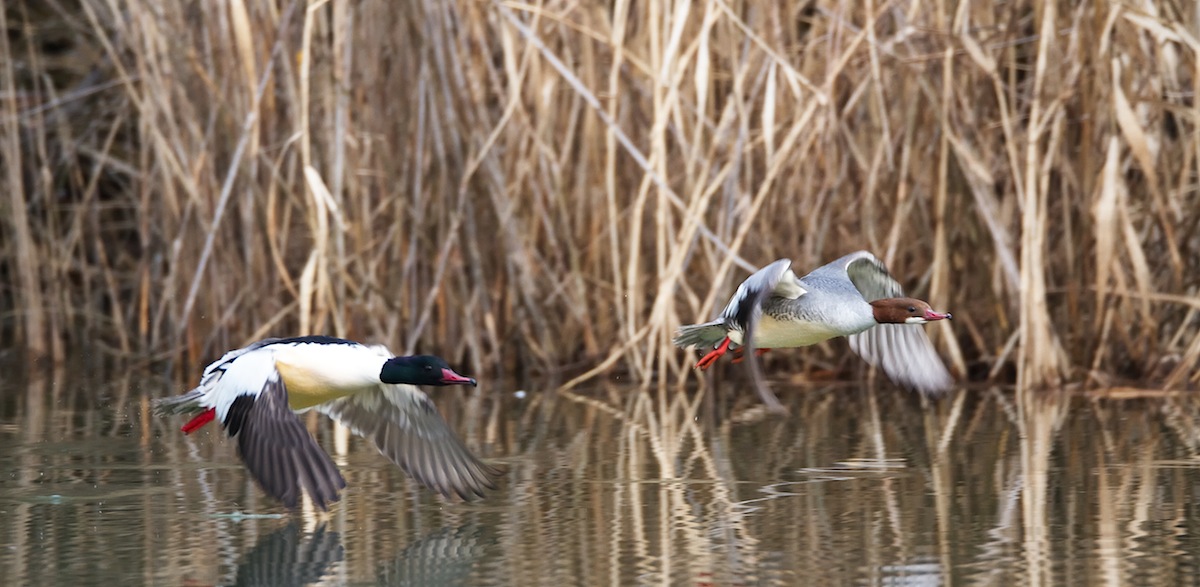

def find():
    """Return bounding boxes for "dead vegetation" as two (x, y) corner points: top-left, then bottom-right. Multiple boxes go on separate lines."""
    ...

(1, 0), (1197, 389)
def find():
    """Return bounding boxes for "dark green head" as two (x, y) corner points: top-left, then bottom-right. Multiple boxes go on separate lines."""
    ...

(379, 355), (477, 387)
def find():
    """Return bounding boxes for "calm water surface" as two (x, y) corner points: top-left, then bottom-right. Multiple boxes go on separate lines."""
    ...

(2, 364), (1199, 586)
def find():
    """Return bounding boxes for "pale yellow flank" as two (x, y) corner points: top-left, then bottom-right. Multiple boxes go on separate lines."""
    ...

(729, 314), (844, 349)
(272, 345), (383, 410)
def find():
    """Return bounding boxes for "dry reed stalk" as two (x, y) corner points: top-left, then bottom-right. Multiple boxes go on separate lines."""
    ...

(1, 5), (48, 359)
(2, 0), (1199, 394)
(1015, 0), (1062, 391)
(931, 37), (964, 376)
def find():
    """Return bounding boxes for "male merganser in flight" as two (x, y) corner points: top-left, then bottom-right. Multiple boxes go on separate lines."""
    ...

(674, 251), (954, 398)
(154, 335), (502, 509)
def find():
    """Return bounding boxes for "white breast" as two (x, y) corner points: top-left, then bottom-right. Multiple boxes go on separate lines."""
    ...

(271, 343), (384, 391)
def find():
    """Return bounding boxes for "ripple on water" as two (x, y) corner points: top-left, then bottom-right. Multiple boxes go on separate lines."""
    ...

(3, 378), (1200, 586)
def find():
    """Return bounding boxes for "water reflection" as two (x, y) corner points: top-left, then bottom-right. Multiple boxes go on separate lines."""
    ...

(1, 363), (1200, 585)
(232, 523), (343, 586)
(376, 524), (489, 585)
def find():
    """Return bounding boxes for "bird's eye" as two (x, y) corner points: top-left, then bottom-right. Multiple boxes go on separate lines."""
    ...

(907, 306), (916, 313)
(425, 365), (434, 371)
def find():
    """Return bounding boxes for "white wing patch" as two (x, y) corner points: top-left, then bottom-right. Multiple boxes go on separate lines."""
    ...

(205, 348), (281, 423)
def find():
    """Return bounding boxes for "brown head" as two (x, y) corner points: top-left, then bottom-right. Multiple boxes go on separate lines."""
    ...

(870, 298), (952, 324)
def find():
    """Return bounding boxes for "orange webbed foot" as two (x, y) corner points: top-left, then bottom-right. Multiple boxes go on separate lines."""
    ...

(695, 338), (733, 370)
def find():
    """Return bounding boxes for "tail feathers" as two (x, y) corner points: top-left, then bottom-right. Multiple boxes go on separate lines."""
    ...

(673, 321), (731, 350)
(152, 388), (207, 417)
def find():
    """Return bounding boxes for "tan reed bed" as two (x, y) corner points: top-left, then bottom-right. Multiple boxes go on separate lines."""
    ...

(1, 0), (1197, 390)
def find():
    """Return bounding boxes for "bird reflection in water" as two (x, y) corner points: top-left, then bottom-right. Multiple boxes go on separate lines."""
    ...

(231, 523), (344, 587)
(230, 523), (491, 586)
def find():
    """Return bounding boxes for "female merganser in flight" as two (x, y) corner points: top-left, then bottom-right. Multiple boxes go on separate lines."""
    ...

(674, 251), (954, 397)
(154, 336), (502, 509)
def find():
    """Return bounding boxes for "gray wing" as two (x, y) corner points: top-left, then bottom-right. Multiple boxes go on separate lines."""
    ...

(674, 259), (806, 350)
(848, 324), (954, 396)
(717, 258), (807, 330)
(721, 259), (801, 414)
(226, 377), (347, 509)
(315, 385), (502, 500)
(824, 251), (903, 302)
(836, 252), (955, 395)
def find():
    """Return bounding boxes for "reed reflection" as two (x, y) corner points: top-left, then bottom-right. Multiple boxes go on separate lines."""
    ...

(3, 368), (1200, 585)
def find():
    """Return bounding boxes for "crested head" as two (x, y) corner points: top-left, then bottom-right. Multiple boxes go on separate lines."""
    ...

(379, 355), (478, 387)
(870, 298), (953, 325)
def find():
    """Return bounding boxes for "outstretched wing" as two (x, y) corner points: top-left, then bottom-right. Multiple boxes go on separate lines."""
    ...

(848, 324), (954, 396)
(674, 259), (806, 351)
(814, 250), (904, 302)
(834, 252), (954, 395)
(718, 258), (807, 331)
(225, 376), (347, 509)
(315, 385), (502, 500)
(717, 258), (802, 414)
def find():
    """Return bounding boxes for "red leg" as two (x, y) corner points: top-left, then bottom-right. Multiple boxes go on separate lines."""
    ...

(731, 347), (771, 364)
(181, 408), (216, 434)
(696, 338), (733, 370)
